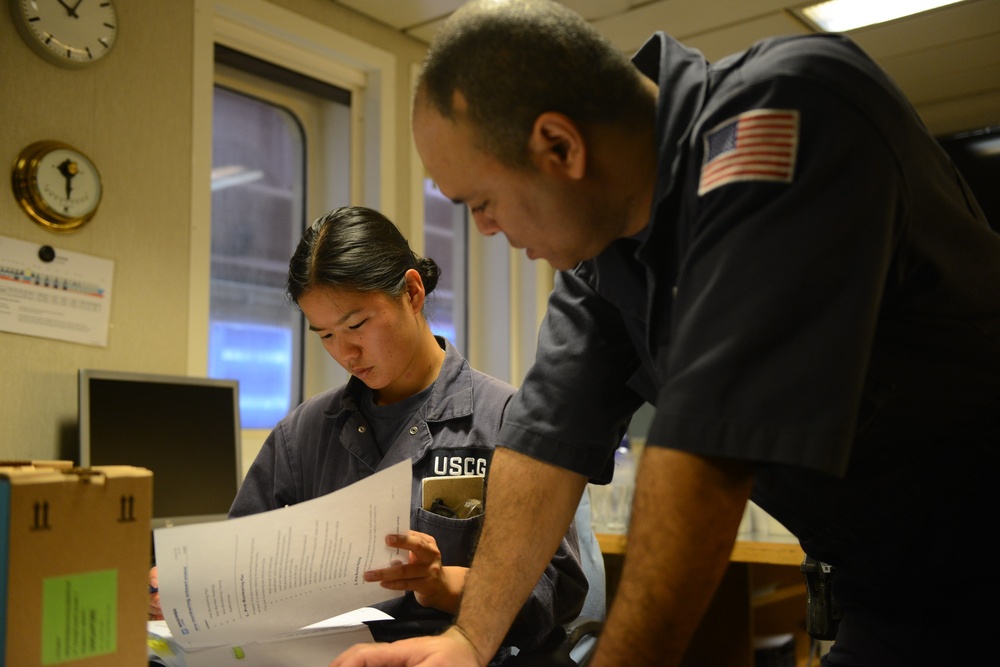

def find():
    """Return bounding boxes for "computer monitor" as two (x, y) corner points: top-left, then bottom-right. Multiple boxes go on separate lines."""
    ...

(78, 369), (243, 529)
(938, 125), (1000, 233)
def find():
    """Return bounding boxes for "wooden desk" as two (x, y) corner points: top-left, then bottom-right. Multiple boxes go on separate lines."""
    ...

(596, 532), (809, 667)
(596, 531), (804, 565)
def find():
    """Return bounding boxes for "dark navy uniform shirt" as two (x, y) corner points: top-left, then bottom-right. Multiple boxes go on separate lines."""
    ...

(500, 32), (1000, 663)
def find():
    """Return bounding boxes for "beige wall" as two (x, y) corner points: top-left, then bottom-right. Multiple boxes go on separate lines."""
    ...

(0, 1), (427, 461)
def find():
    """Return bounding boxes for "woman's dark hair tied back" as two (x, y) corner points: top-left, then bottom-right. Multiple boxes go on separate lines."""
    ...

(286, 206), (440, 306)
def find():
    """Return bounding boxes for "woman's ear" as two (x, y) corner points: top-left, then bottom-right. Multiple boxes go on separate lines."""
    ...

(404, 268), (426, 313)
(528, 112), (586, 180)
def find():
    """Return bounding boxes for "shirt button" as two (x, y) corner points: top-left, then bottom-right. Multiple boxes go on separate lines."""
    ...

(358, 426), (366, 433)
(409, 426), (419, 435)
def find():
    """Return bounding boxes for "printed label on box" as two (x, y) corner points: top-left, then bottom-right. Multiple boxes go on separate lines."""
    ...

(41, 569), (118, 664)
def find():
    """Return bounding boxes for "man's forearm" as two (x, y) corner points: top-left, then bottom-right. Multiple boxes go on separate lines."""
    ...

(592, 448), (754, 667)
(454, 447), (587, 664)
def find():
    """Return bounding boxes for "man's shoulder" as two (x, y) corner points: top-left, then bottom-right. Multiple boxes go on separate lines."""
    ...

(716, 33), (881, 93)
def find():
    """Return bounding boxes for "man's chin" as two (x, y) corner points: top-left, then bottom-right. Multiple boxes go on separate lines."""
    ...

(522, 246), (585, 271)
(540, 254), (583, 272)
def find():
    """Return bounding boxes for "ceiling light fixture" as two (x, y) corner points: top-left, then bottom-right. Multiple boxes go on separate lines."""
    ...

(799, 0), (967, 32)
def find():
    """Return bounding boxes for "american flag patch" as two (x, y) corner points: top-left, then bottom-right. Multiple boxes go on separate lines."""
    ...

(697, 109), (799, 196)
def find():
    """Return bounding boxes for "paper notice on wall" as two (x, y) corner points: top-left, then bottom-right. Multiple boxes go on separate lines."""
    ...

(0, 235), (114, 347)
(153, 459), (412, 649)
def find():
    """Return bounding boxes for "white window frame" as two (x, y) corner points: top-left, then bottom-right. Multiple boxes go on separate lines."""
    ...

(191, 2), (551, 404)
(188, 0), (397, 377)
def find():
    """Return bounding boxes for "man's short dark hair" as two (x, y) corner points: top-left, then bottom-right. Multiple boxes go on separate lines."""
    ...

(417, 0), (653, 167)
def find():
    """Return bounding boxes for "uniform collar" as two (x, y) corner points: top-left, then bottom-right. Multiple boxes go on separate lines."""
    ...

(632, 32), (709, 233)
(578, 35), (710, 282)
(571, 35), (711, 365)
(419, 336), (475, 423)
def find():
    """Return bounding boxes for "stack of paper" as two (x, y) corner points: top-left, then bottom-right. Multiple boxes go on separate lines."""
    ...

(147, 607), (393, 667)
(148, 460), (412, 665)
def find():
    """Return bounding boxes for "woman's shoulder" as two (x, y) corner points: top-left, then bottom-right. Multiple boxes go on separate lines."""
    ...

(281, 383), (352, 424)
(468, 367), (517, 401)
(440, 336), (516, 402)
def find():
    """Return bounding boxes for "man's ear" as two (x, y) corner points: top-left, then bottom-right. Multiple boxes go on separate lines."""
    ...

(528, 112), (586, 180)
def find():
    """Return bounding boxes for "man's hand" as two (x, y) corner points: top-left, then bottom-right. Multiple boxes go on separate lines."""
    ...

(328, 625), (484, 667)
(363, 531), (467, 613)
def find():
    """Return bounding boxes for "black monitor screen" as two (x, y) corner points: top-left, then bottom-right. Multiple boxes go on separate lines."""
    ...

(78, 369), (242, 528)
(938, 125), (1000, 233)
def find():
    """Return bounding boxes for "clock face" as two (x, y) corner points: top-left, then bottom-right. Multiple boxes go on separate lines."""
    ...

(12, 141), (103, 232)
(35, 146), (102, 218)
(10, 0), (119, 68)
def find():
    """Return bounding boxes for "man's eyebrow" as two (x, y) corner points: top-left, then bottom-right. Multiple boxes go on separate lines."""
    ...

(441, 188), (466, 206)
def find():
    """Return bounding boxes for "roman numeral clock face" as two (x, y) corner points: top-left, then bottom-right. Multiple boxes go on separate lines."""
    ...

(9, 0), (119, 68)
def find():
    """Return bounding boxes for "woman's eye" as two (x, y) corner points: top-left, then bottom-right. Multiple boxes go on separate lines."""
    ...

(348, 319), (368, 331)
(470, 202), (487, 214)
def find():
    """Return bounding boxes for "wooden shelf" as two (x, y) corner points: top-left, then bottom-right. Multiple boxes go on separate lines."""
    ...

(596, 531), (804, 566)
(595, 532), (627, 555)
(595, 531), (810, 667)
(731, 537), (804, 566)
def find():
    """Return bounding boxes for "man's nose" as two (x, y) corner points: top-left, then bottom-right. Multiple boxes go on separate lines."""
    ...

(471, 209), (500, 236)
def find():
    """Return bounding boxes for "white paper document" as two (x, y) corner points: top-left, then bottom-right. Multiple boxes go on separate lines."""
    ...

(153, 460), (412, 649)
(147, 607), (394, 667)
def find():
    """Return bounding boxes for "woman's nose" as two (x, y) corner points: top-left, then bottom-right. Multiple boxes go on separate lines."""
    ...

(330, 337), (360, 362)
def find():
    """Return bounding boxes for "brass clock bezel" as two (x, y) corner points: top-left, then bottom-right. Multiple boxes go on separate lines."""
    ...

(11, 140), (103, 233)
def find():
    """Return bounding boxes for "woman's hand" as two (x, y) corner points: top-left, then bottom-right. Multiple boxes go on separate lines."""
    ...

(148, 566), (163, 620)
(363, 530), (468, 613)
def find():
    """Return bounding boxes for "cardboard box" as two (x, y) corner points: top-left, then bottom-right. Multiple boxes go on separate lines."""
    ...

(0, 461), (152, 666)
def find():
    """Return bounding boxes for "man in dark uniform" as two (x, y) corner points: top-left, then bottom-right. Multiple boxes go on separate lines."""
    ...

(332, 1), (1000, 666)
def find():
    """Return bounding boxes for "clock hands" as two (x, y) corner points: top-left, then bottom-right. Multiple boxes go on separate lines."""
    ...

(14, 142), (101, 230)
(56, 0), (79, 18)
(56, 159), (80, 201)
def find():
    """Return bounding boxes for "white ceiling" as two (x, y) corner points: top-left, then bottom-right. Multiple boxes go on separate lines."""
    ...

(333, 0), (1000, 137)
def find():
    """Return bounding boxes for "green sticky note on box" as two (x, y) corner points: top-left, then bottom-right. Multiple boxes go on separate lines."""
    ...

(41, 569), (118, 664)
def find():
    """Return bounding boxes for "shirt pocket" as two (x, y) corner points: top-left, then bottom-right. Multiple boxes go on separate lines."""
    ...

(412, 507), (485, 568)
